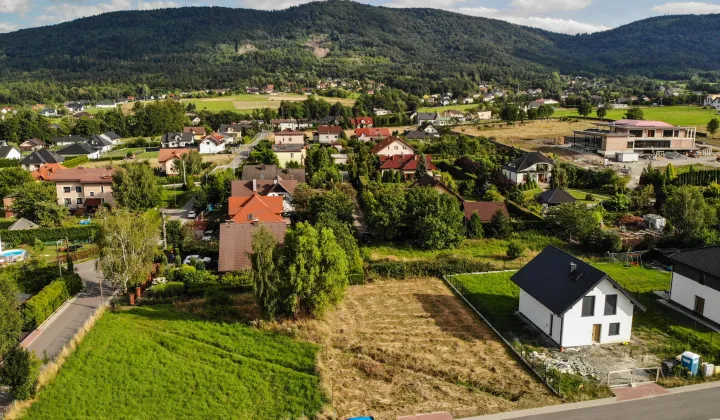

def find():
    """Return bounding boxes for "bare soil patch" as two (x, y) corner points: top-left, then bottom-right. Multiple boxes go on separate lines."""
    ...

(455, 120), (594, 151)
(298, 278), (558, 419)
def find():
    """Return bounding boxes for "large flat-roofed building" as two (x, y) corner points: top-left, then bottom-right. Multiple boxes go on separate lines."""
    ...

(570, 119), (696, 157)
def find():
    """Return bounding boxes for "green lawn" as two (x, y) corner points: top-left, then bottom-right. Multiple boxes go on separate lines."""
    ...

(162, 189), (195, 209)
(104, 147), (146, 158)
(554, 105), (720, 127)
(21, 305), (325, 419)
(183, 94), (354, 112)
(565, 188), (611, 201)
(417, 103), (479, 113)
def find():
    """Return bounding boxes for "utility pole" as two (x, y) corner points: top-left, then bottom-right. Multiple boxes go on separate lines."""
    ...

(56, 240), (62, 277)
(162, 212), (167, 249)
(182, 157), (187, 187)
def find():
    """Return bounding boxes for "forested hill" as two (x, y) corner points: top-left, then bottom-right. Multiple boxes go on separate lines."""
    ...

(0, 0), (718, 91)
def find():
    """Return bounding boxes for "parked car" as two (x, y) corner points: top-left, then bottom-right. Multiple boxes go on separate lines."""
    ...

(187, 210), (197, 219)
(202, 230), (214, 241)
(183, 255), (211, 265)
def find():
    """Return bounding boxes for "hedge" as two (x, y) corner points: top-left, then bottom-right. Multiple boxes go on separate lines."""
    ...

(0, 225), (97, 246)
(675, 169), (720, 187)
(0, 158), (21, 168)
(21, 274), (83, 330)
(506, 200), (544, 221)
(365, 256), (495, 281)
(63, 156), (90, 168)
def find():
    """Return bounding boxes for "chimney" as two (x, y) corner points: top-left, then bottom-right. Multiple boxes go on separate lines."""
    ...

(569, 262), (577, 275)
(252, 179), (257, 192)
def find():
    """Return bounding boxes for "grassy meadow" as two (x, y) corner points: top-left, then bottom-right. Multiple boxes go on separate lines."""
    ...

(19, 305), (325, 420)
(182, 94), (355, 111)
(554, 105), (720, 127)
(417, 103), (479, 113)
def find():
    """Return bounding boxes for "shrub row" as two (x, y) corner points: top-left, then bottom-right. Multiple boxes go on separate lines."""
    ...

(58, 247), (100, 263)
(506, 200), (544, 221)
(365, 257), (495, 281)
(675, 169), (720, 187)
(63, 156), (90, 168)
(0, 225), (97, 246)
(21, 274), (83, 330)
(0, 158), (21, 168)
(145, 282), (185, 299)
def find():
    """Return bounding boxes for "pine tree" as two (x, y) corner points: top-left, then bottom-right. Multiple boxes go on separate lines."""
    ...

(415, 154), (428, 179)
(466, 212), (484, 239)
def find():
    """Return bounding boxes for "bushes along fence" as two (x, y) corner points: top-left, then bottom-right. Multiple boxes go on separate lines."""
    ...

(21, 274), (83, 330)
(0, 225), (97, 245)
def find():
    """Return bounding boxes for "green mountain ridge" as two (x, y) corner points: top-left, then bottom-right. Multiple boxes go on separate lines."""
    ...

(0, 1), (718, 91)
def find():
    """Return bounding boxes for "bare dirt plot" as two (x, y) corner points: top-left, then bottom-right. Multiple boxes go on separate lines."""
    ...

(299, 278), (558, 420)
(455, 120), (594, 151)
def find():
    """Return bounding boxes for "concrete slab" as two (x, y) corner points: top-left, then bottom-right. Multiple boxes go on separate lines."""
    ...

(612, 383), (670, 401)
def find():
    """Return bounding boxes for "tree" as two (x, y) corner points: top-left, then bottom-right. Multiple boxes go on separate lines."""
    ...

(12, 181), (67, 226)
(630, 184), (655, 210)
(0, 167), (33, 198)
(664, 186), (716, 246)
(500, 104), (520, 124)
(506, 242), (524, 259)
(72, 117), (102, 137)
(415, 153), (428, 179)
(664, 163), (677, 181)
(248, 140), (279, 165)
(624, 107), (644, 120)
(707, 118), (719, 136)
(174, 150), (202, 177)
(250, 225), (281, 318)
(194, 168), (236, 209)
(545, 203), (598, 241)
(406, 187), (465, 249)
(363, 185), (406, 241)
(466, 212), (484, 239)
(112, 162), (162, 211)
(0, 278), (21, 360)
(95, 208), (159, 294)
(0, 346), (40, 400)
(550, 165), (568, 189)
(577, 101), (592, 117)
(596, 107), (607, 120)
(316, 213), (364, 282)
(485, 208), (512, 239)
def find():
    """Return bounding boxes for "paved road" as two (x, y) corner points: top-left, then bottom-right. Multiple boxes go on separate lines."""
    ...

(23, 260), (116, 359)
(214, 129), (269, 172)
(161, 196), (195, 223)
(466, 384), (720, 420)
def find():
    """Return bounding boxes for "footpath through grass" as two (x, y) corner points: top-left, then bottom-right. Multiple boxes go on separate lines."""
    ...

(20, 305), (325, 420)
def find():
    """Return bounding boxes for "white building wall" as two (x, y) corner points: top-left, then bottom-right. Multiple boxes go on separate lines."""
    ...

(375, 140), (414, 157)
(670, 272), (720, 324)
(502, 169), (524, 185)
(560, 279), (635, 347)
(519, 290), (562, 344)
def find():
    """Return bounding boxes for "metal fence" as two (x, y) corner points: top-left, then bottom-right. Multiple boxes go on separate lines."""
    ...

(443, 274), (563, 397)
(607, 367), (660, 388)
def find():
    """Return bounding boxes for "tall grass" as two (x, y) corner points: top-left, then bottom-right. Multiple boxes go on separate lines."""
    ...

(16, 305), (325, 419)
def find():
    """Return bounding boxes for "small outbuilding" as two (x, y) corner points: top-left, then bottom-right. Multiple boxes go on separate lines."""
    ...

(537, 188), (576, 206)
(7, 218), (40, 231)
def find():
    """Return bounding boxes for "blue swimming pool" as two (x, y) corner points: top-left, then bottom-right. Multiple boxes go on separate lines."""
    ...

(0, 249), (26, 257)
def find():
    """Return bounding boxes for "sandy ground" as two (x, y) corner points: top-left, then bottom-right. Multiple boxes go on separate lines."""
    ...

(297, 278), (559, 420)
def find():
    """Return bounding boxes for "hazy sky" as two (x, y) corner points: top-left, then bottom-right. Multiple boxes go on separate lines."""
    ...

(0, 0), (718, 34)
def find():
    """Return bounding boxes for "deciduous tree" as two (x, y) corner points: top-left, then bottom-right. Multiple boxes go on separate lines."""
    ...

(664, 186), (716, 246)
(111, 162), (162, 211)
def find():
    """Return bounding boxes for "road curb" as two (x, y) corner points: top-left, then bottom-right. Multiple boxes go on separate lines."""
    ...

(20, 293), (80, 350)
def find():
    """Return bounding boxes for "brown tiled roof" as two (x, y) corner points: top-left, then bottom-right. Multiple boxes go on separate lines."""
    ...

(276, 129), (305, 136)
(462, 201), (509, 222)
(158, 148), (192, 163)
(315, 125), (343, 134)
(202, 133), (226, 145)
(378, 154), (437, 171)
(411, 174), (464, 203)
(370, 136), (413, 154)
(183, 126), (207, 135)
(31, 163), (67, 180)
(218, 222), (286, 271)
(231, 179), (299, 197)
(43, 167), (115, 183)
(350, 117), (374, 127)
(355, 127), (390, 138)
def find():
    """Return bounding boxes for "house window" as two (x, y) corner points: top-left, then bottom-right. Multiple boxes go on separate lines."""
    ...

(90, 192), (95, 197)
(609, 323), (620, 336)
(581, 296), (595, 317)
(101, 186), (104, 193)
(63, 187), (71, 193)
(700, 273), (706, 285)
(663, 130), (674, 137)
(290, 153), (294, 158)
(627, 141), (634, 149)
(647, 130), (655, 138)
(604, 295), (618, 316)
(77, 198), (83, 205)
(64, 198), (72, 206)
(75, 186), (82, 193)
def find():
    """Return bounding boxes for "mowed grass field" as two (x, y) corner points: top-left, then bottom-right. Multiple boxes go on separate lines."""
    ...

(417, 103), (479, 113)
(183, 94), (356, 111)
(554, 105), (720, 127)
(19, 305), (325, 420)
(299, 278), (557, 419)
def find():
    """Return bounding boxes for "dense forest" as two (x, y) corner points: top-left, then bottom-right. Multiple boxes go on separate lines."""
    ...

(0, 1), (719, 99)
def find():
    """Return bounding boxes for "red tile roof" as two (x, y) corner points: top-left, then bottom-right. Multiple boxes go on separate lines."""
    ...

(158, 148), (192, 163)
(42, 167), (115, 183)
(378, 154), (437, 171)
(276, 129), (305, 136)
(183, 126), (206, 135)
(350, 117), (374, 127)
(31, 163), (67, 180)
(462, 201), (509, 222)
(315, 125), (343, 134)
(355, 127), (390, 138)
(218, 222), (286, 271)
(229, 193), (284, 223)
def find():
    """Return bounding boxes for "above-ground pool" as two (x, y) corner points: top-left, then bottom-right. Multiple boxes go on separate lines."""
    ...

(0, 249), (28, 264)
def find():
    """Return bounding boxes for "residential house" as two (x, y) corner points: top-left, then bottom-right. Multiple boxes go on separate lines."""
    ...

(184, 126), (207, 141)
(219, 124), (244, 139)
(199, 133), (227, 154)
(31, 163), (67, 180)
(416, 112), (438, 125)
(2, 195), (16, 218)
(96, 100), (116, 109)
(441, 110), (465, 121)
(355, 127), (391, 142)
(88, 135), (114, 154)
(350, 117), (374, 128)
(49, 136), (85, 147)
(669, 247), (720, 324)
(46, 167), (115, 211)
(313, 126), (343, 144)
(404, 130), (439, 140)
(218, 219), (286, 271)
(412, 174), (463, 202)
(703, 94), (720, 107)
(161, 132), (194, 148)
(483, 94), (495, 103)
(378, 154), (436, 180)
(0, 146), (21, 160)
(103, 131), (122, 145)
(570, 119), (697, 157)
(374, 108), (391, 116)
(66, 103), (84, 113)
(190, 116), (201, 126)
(476, 111), (493, 120)
(241, 164), (305, 183)
(528, 99), (559, 109)
(463, 97), (475, 104)
(158, 148), (192, 175)
(19, 138), (46, 152)
(502, 152), (554, 184)
(331, 154), (348, 165)
(537, 189), (577, 206)
(20, 149), (65, 171)
(57, 142), (100, 160)
(272, 144), (306, 167)
(274, 130), (305, 145)
(230, 177), (299, 213)
(39, 108), (58, 117)
(271, 119), (298, 131)
(511, 246), (646, 348)
(462, 201), (509, 222)
(370, 136), (415, 157)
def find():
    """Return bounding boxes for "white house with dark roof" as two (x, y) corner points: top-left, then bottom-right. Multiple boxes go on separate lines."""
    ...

(669, 247), (720, 324)
(502, 152), (554, 185)
(0, 146), (21, 160)
(511, 246), (645, 348)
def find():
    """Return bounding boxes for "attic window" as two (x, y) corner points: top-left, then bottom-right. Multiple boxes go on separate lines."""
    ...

(247, 214), (253, 221)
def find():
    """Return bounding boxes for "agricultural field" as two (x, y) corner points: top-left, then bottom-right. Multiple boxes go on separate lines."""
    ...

(298, 278), (558, 419)
(182, 94), (355, 111)
(455, 119), (595, 150)
(554, 105), (720, 128)
(417, 103), (479, 113)
(18, 305), (325, 420)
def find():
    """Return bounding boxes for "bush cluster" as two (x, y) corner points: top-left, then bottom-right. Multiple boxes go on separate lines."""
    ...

(0, 225), (97, 246)
(366, 256), (494, 281)
(21, 274), (83, 330)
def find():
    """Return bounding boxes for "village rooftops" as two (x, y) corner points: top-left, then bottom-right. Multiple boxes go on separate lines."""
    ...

(502, 152), (553, 173)
(20, 149), (64, 165)
(241, 164), (305, 182)
(461, 201), (509, 222)
(158, 148), (192, 163)
(42, 167), (115, 183)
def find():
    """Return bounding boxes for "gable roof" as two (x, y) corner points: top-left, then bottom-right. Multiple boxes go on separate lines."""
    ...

(404, 130), (437, 140)
(161, 132), (194, 144)
(411, 174), (464, 202)
(20, 138), (46, 147)
(57, 142), (96, 156)
(231, 178), (299, 197)
(201, 133), (226, 145)
(669, 246), (720, 279)
(416, 112), (438, 121)
(103, 131), (121, 140)
(241, 164), (306, 182)
(355, 127), (391, 138)
(218, 222), (287, 271)
(511, 246), (645, 315)
(43, 167), (115, 183)
(315, 125), (343, 135)
(219, 123), (244, 133)
(462, 201), (509, 222)
(537, 189), (576, 205)
(31, 163), (67, 180)
(7, 218), (40, 231)
(49, 135), (87, 144)
(503, 152), (554, 173)
(275, 129), (305, 136)
(370, 136), (414, 154)
(184, 126), (207, 135)
(350, 117), (374, 126)
(0, 146), (19, 158)
(158, 148), (192, 163)
(378, 154), (437, 171)
(20, 148), (65, 165)
(89, 135), (113, 147)
(229, 194), (285, 223)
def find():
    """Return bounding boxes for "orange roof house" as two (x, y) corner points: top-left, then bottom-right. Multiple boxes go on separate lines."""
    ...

(31, 163), (67, 180)
(228, 193), (284, 223)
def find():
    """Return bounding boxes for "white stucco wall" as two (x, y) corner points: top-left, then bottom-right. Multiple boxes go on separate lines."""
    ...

(671, 272), (720, 324)
(502, 169), (524, 185)
(560, 279), (635, 347)
(375, 140), (414, 157)
(519, 290), (562, 344)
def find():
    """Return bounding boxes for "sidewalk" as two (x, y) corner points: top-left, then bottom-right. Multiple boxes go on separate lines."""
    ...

(22, 260), (116, 359)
